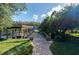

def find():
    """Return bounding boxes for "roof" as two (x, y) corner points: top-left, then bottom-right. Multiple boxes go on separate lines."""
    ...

(7, 24), (33, 29)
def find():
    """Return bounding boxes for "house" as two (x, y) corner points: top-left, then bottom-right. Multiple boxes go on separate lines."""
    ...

(7, 23), (33, 39)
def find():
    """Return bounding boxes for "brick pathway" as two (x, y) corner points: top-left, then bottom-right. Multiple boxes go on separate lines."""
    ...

(32, 33), (52, 55)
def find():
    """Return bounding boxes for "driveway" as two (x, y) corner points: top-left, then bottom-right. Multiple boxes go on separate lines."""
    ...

(32, 33), (52, 55)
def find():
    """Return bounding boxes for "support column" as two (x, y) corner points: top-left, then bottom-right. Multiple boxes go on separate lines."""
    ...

(19, 28), (21, 37)
(21, 28), (23, 38)
(12, 29), (14, 39)
(14, 28), (17, 39)
(26, 28), (28, 37)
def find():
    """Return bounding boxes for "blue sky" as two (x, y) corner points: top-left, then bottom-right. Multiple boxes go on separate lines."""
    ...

(12, 3), (65, 23)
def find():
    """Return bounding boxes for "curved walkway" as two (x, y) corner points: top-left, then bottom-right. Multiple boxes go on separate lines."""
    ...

(32, 33), (52, 55)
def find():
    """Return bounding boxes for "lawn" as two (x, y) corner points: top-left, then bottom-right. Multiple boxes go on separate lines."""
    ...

(69, 33), (79, 37)
(50, 32), (79, 55)
(65, 31), (79, 37)
(0, 39), (33, 55)
(50, 41), (79, 55)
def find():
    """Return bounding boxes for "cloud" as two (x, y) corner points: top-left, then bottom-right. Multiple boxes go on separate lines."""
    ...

(41, 14), (47, 18)
(47, 5), (64, 16)
(64, 3), (78, 7)
(21, 11), (27, 14)
(33, 15), (38, 20)
(32, 15), (39, 22)
(47, 10), (53, 16)
(52, 5), (63, 11)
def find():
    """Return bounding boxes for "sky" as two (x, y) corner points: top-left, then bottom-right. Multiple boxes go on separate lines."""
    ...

(12, 3), (65, 23)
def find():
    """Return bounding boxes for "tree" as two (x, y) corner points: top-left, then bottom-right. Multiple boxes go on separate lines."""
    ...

(50, 4), (79, 41)
(39, 16), (50, 34)
(39, 11), (57, 37)
(40, 4), (79, 41)
(0, 3), (27, 38)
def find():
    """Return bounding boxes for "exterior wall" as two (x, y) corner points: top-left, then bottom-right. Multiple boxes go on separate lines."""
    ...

(7, 25), (33, 39)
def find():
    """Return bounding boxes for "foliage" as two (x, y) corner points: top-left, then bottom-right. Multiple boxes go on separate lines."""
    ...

(50, 4), (79, 41)
(40, 4), (79, 41)
(39, 16), (52, 34)
(29, 22), (40, 26)
(0, 3), (27, 37)
(13, 21), (40, 26)
(39, 4), (79, 55)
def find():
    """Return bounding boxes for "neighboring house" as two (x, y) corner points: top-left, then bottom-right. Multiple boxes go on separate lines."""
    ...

(7, 24), (33, 39)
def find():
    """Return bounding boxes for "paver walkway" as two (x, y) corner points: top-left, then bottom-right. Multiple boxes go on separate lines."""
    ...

(32, 33), (52, 55)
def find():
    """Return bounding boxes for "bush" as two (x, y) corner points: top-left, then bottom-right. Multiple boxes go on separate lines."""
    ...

(50, 41), (79, 55)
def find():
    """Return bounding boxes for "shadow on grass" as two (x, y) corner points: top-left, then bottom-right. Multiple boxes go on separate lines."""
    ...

(1, 40), (30, 43)
(50, 34), (79, 55)
(0, 38), (7, 41)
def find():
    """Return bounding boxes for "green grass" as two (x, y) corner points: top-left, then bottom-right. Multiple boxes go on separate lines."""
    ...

(34, 29), (40, 33)
(69, 33), (79, 37)
(0, 39), (33, 55)
(65, 31), (79, 37)
(49, 31), (79, 55)
(50, 41), (79, 55)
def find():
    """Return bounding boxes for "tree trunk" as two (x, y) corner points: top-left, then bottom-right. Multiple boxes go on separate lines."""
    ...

(0, 30), (1, 39)
(61, 28), (67, 34)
